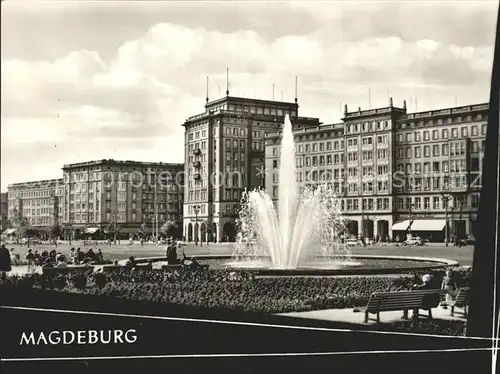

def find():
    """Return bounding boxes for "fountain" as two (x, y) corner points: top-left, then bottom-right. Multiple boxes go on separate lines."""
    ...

(228, 115), (359, 270)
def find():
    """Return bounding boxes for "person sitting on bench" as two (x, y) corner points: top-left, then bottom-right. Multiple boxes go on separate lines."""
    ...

(402, 274), (434, 319)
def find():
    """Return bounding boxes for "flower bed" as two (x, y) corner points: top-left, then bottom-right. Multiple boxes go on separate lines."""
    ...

(2, 265), (472, 315)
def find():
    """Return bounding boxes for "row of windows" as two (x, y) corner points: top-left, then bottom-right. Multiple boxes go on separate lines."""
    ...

(345, 198), (391, 211)
(397, 142), (467, 159)
(395, 175), (468, 191)
(295, 140), (346, 154)
(396, 194), (480, 210)
(28, 216), (57, 225)
(21, 207), (57, 216)
(396, 160), (468, 174)
(346, 120), (390, 134)
(189, 129), (208, 140)
(9, 188), (62, 199)
(399, 114), (484, 130)
(397, 124), (487, 143)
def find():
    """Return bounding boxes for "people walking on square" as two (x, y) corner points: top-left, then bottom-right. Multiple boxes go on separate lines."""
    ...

(25, 248), (35, 273)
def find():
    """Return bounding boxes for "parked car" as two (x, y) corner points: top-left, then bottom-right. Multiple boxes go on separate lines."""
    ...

(402, 236), (423, 246)
(460, 236), (475, 246)
(346, 238), (361, 246)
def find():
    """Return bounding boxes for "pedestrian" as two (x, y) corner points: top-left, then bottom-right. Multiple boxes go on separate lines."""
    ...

(25, 248), (35, 273)
(441, 269), (458, 309)
(0, 243), (12, 280)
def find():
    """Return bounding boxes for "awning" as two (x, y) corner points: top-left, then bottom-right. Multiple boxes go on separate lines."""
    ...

(2, 228), (16, 235)
(392, 220), (411, 231)
(410, 220), (446, 232)
(84, 227), (100, 234)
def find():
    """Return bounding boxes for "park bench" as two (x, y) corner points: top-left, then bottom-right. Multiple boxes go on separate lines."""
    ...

(448, 287), (471, 318)
(360, 289), (445, 323)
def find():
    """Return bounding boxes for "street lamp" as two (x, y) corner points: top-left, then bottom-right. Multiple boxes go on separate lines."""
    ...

(193, 205), (200, 246)
(408, 203), (415, 238)
(456, 193), (465, 246)
(441, 194), (452, 247)
(111, 210), (118, 245)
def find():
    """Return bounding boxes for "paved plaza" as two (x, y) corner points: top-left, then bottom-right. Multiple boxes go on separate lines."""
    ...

(277, 305), (467, 325)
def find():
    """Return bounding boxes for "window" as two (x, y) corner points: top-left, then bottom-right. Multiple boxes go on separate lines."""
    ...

(424, 197), (430, 210)
(377, 135), (388, 143)
(423, 131), (430, 141)
(415, 147), (421, 158)
(471, 126), (478, 136)
(471, 194), (480, 208)
(415, 197), (422, 209)
(481, 124), (487, 135)
(433, 197), (440, 209)
(442, 129), (449, 139)
(423, 146), (430, 157)
(461, 127), (468, 137)
(442, 144), (449, 156)
(414, 132), (421, 141)
(432, 130), (439, 140)
(452, 128), (458, 138)
(433, 145), (440, 157)
(406, 133), (412, 142)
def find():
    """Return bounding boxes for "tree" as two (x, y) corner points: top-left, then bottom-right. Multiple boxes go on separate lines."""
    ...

(104, 223), (120, 244)
(9, 213), (30, 240)
(160, 220), (177, 238)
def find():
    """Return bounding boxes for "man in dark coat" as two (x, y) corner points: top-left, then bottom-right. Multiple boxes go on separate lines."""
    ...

(403, 274), (436, 319)
(0, 243), (12, 279)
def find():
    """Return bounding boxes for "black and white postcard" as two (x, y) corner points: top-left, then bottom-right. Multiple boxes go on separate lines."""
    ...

(1, 1), (499, 373)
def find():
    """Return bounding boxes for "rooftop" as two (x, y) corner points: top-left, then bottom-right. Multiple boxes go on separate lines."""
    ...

(62, 159), (184, 170)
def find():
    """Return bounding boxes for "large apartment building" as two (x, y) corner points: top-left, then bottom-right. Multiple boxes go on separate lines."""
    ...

(265, 99), (488, 241)
(62, 159), (184, 238)
(7, 179), (64, 233)
(183, 95), (320, 243)
(5, 160), (184, 239)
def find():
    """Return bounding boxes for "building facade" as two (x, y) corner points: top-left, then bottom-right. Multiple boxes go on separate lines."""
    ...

(182, 95), (320, 243)
(62, 159), (184, 239)
(265, 99), (488, 241)
(7, 179), (64, 234)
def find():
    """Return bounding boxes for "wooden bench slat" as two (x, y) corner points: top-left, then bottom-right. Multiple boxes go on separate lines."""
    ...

(361, 289), (445, 323)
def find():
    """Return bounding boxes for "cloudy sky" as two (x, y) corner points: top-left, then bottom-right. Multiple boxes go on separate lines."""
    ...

(1, 0), (498, 191)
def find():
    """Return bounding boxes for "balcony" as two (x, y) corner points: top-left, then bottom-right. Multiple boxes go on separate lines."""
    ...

(193, 149), (202, 156)
(192, 161), (201, 168)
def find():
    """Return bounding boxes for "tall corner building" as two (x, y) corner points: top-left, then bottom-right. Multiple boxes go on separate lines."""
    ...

(182, 95), (320, 243)
(265, 98), (488, 242)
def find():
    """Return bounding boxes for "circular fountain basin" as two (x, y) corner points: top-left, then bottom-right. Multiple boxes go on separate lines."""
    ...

(191, 254), (459, 276)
